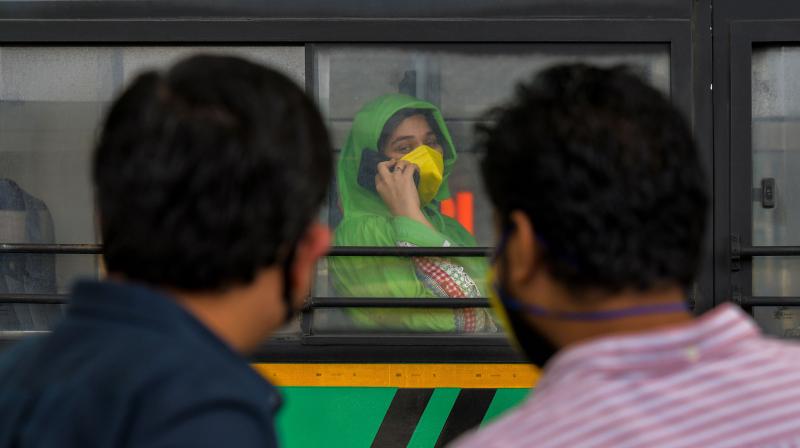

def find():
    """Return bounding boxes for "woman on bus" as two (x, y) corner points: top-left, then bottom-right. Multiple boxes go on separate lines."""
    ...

(330, 94), (494, 332)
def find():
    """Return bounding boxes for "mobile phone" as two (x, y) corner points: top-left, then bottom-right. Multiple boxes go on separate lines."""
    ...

(357, 149), (420, 192)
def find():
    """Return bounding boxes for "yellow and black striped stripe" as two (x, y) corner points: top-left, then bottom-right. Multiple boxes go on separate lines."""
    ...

(256, 363), (539, 446)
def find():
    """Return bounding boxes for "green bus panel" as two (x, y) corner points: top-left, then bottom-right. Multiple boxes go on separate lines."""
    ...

(277, 387), (531, 448)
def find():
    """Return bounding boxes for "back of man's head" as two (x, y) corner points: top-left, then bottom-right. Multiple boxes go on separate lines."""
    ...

(93, 55), (332, 291)
(480, 64), (708, 294)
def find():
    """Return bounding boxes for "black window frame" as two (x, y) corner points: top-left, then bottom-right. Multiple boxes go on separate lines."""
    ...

(0, 0), (713, 363)
(715, 1), (800, 314)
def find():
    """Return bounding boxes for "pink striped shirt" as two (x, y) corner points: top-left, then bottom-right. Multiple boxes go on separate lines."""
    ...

(453, 304), (800, 448)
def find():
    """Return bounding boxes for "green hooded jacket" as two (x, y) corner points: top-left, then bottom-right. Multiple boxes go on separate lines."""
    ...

(330, 94), (487, 331)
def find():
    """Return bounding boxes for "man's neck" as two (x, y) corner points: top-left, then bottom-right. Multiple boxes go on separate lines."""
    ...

(170, 269), (285, 354)
(529, 285), (693, 349)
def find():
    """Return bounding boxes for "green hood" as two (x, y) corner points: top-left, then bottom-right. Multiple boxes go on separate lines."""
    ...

(330, 95), (488, 331)
(337, 94), (457, 220)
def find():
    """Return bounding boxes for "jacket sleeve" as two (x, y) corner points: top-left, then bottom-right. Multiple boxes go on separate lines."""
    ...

(391, 215), (455, 247)
(142, 405), (277, 448)
(330, 215), (456, 331)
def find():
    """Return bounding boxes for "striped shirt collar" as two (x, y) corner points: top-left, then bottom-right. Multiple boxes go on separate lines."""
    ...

(537, 303), (761, 390)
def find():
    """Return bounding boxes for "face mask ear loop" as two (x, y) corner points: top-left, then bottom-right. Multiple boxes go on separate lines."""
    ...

(492, 222), (513, 264)
(493, 221), (547, 313)
(492, 222), (515, 291)
(281, 246), (298, 325)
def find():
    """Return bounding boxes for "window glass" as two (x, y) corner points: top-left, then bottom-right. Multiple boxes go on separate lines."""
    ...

(751, 46), (800, 337)
(0, 46), (305, 331)
(311, 44), (670, 335)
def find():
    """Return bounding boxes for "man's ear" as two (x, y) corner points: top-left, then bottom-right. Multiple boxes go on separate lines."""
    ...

(289, 222), (331, 308)
(506, 210), (539, 286)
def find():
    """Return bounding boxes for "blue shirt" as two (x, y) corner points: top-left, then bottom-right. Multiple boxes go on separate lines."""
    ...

(0, 280), (281, 447)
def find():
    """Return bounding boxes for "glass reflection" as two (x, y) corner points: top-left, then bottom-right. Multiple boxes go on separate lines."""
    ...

(751, 46), (800, 337)
(312, 44), (670, 334)
(0, 46), (304, 331)
(0, 179), (62, 330)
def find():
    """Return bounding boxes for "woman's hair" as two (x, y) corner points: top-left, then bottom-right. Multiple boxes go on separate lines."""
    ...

(377, 108), (446, 153)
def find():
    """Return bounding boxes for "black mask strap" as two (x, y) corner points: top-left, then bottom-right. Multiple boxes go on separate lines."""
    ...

(495, 222), (559, 367)
(281, 246), (298, 325)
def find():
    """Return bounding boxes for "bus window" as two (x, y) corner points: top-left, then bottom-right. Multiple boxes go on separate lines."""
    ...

(311, 44), (670, 334)
(751, 46), (800, 338)
(0, 46), (305, 330)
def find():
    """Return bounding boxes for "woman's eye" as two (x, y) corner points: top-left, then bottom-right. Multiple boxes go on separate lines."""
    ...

(396, 146), (412, 153)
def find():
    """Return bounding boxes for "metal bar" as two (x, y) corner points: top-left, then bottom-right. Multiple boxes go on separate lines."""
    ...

(251, 340), (524, 363)
(301, 334), (508, 346)
(308, 297), (489, 308)
(691, 0), (715, 314)
(737, 297), (800, 307)
(739, 246), (800, 257)
(0, 294), (68, 304)
(0, 244), (102, 254)
(0, 1), (692, 21)
(0, 330), (522, 362)
(327, 247), (491, 257)
(0, 331), (49, 341)
(0, 244), (490, 257)
(0, 19), (691, 44)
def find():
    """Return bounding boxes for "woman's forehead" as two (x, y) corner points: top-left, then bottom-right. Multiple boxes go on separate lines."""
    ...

(391, 114), (433, 136)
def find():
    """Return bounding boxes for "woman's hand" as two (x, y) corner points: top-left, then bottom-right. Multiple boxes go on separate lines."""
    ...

(375, 159), (434, 229)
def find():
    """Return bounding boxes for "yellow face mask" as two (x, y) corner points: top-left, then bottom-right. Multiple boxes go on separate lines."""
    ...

(400, 145), (444, 205)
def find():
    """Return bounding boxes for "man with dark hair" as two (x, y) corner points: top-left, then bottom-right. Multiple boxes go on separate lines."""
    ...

(454, 64), (800, 447)
(0, 55), (332, 447)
